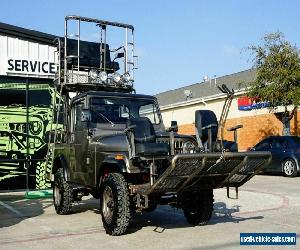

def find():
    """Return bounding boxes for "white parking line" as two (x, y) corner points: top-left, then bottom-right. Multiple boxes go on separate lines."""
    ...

(0, 200), (25, 217)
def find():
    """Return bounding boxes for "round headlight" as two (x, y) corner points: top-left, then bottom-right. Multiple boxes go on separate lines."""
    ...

(99, 71), (108, 82)
(122, 73), (131, 82)
(182, 141), (196, 154)
(112, 72), (121, 83)
(89, 69), (98, 80)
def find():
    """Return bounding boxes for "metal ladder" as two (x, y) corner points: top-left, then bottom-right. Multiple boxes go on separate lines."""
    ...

(45, 39), (65, 175)
(125, 28), (137, 76)
(64, 18), (80, 84)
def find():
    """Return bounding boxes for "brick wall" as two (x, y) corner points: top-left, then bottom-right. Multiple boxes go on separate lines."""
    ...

(178, 111), (300, 151)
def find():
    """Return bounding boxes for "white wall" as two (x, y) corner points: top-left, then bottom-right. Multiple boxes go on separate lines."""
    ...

(0, 34), (57, 78)
(160, 95), (289, 126)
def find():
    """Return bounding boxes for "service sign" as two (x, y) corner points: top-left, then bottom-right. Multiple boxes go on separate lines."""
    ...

(7, 59), (57, 75)
(0, 34), (58, 78)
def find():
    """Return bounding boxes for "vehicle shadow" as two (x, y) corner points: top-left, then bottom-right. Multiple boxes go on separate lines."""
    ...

(210, 202), (263, 224)
(126, 202), (264, 234)
(0, 194), (49, 229)
(53, 197), (264, 235)
(71, 197), (100, 215)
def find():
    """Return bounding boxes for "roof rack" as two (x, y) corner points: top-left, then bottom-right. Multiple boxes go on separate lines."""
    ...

(65, 15), (134, 30)
(54, 15), (137, 94)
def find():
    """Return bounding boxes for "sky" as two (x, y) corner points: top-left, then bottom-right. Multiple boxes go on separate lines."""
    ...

(1, 0), (300, 95)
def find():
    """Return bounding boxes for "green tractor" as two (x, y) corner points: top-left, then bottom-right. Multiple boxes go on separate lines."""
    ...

(0, 83), (62, 190)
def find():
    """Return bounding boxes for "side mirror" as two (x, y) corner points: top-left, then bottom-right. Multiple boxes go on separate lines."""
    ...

(167, 120), (178, 132)
(81, 109), (91, 122)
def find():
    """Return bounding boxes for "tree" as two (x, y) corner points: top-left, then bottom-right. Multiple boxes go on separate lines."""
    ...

(247, 32), (300, 135)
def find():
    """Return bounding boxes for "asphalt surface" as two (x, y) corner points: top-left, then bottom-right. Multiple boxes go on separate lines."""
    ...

(0, 175), (299, 250)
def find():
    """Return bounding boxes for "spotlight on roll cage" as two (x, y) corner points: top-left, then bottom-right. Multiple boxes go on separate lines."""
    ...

(99, 71), (108, 82)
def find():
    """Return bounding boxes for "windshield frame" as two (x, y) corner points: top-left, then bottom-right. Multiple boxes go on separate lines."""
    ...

(88, 95), (163, 126)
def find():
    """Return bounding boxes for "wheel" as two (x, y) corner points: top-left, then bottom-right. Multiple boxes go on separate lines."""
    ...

(53, 168), (73, 214)
(181, 189), (214, 226)
(282, 159), (297, 177)
(36, 161), (51, 190)
(100, 173), (131, 236)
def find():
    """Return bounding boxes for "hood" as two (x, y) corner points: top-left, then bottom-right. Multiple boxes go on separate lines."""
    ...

(92, 132), (129, 152)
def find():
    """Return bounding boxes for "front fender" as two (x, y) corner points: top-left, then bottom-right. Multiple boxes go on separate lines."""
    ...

(52, 155), (70, 181)
(96, 154), (128, 187)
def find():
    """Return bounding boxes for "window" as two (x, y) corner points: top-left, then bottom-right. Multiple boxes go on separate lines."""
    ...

(89, 97), (161, 125)
(138, 103), (160, 124)
(90, 103), (129, 124)
(291, 137), (300, 146)
(120, 106), (130, 118)
(71, 100), (84, 132)
(255, 140), (271, 150)
(271, 138), (288, 149)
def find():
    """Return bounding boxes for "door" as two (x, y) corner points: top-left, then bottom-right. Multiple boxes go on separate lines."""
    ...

(70, 99), (91, 184)
(254, 138), (273, 169)
(269, 138), (288, 172)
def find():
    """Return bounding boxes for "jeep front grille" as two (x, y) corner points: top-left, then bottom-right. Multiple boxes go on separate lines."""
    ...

(157, 138), (184, 154)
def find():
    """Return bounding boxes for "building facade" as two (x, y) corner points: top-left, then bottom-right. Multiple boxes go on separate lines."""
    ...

(156, 70), (300, 151)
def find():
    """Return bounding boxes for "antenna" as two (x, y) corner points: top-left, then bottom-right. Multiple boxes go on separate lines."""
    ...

(214, 75), (217, 86)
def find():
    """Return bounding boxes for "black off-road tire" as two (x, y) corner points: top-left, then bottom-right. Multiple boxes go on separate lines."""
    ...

(282, 159), (298, 177)
(182, 189), (214, 226)
(100, 173), (131, 236)
(53, 168), (73, 215)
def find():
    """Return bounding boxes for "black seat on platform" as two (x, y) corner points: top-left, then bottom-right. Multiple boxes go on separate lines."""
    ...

(195, 110), (218, 144)
(127, 117), (169, 157)
(64, 39), (119, 73)
(194, 110), (243, 152)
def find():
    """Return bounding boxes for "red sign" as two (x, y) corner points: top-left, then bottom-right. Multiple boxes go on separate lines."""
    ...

(238, 96), (252, 110)
(238, 96), (270, 111)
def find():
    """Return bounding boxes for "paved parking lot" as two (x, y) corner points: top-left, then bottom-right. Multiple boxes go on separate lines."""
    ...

(0, 175), (299, 250)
